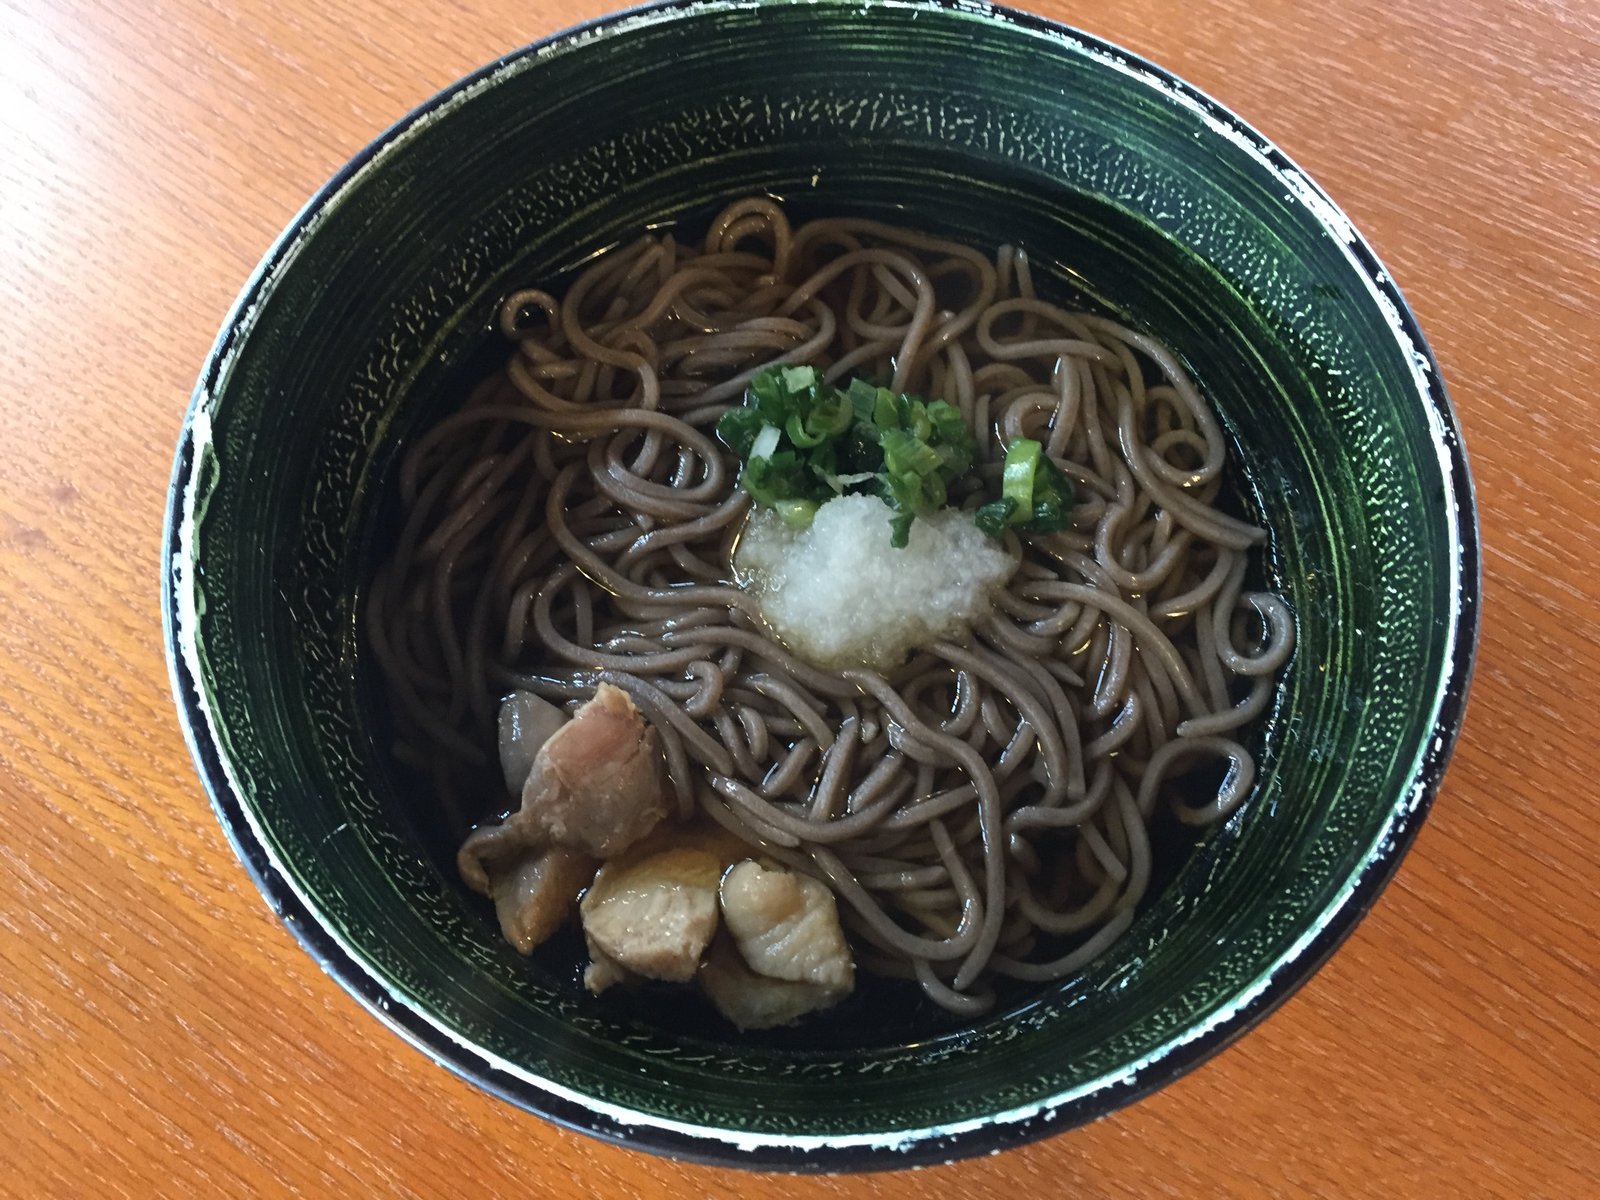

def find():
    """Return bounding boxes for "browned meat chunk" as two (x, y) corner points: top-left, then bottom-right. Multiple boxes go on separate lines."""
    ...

(459, 682), (669, 904)
(480, 845), (597, 954)
(460, 683), (669, 955)
(699, 936), (842, 1030)
(580, 839), (727, 984)
(718, 860), (855, 993)
(520, 682), (669, 858)
(581, 933), (635, 995)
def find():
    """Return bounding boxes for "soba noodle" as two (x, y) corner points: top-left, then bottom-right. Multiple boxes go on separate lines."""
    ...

(367, 197), (1294, 1015)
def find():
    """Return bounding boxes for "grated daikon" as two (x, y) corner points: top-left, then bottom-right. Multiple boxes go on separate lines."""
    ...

(734, 494), (1016, 672)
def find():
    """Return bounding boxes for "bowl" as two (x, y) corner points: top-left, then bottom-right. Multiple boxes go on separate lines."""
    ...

(163, 0), (1479, 1170)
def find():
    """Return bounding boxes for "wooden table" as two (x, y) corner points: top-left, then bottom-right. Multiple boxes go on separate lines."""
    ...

(3, 0), (1596, 1195)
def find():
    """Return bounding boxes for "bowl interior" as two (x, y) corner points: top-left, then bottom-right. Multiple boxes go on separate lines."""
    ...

(168, 0), (1471, 1167)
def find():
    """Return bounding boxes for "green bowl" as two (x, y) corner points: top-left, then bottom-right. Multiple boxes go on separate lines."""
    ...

(163, 0), (1478, 1169)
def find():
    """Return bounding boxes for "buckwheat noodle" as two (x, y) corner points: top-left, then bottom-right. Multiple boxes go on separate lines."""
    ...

(367, 196), (1294, 1015)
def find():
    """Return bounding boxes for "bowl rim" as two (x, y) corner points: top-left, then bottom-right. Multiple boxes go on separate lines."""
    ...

(162, 0), (1481, 1171)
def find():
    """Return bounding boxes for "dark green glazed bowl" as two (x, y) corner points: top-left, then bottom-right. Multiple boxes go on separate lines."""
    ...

(164, 0), (1478, 1170)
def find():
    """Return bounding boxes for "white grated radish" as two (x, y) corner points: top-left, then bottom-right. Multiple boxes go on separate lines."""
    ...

(735, 494), (1015, 672)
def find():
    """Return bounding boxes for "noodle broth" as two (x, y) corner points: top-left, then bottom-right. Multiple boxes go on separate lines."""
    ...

(358, 195), (1293, 1047)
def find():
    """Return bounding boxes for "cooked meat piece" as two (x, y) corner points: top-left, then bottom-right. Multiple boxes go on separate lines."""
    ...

(478, 845), (596, 954)
(520, 682), (668, 858)
(718, 860), (855, 993)
(497, 690), (568, 796)
(582, 933), (635, 995)
(580, 838), (730, 983)
(458, 683), (669, 899)
(457, 819), (521, 896)
(575, 823), (751, 993)
(699, 935), (843, 1030)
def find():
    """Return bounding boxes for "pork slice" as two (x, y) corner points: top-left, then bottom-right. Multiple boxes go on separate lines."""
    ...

(582, 932), (636, 995)
(580, 842), (728, 983)
(718, 860), (855, 993)
(469, 844), (595, 955)
(520, 682), (669, 859)
(458, 682), (669, 902)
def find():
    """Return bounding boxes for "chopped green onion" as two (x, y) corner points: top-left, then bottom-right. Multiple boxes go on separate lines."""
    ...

(781, 364), (820, 392)
(715, 405), (765, 457)
(846, 378), (879, 421)
(870, 390), (897, 431)
(1002, 438), (1043, 523)
(888, 509), (917, 549)
(974, 438), (1076, 540)
(974, 498), (1018, 538)
(750, 424), (782, 462)
(772, 498), (819, 528)
(1027, 454), (1075, 533)
(880, 429), (945, 481)
(820, 470), (877, 494)
(785, 413), (827, 448)
(806, 391), (853, 439)
(718, 366), (1003, 545)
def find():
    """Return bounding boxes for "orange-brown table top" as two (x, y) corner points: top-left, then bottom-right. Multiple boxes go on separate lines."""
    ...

(2, 1), (1595, 1195)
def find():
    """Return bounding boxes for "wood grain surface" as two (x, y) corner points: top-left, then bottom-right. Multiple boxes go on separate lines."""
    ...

(2, 0), (1596, 1195)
